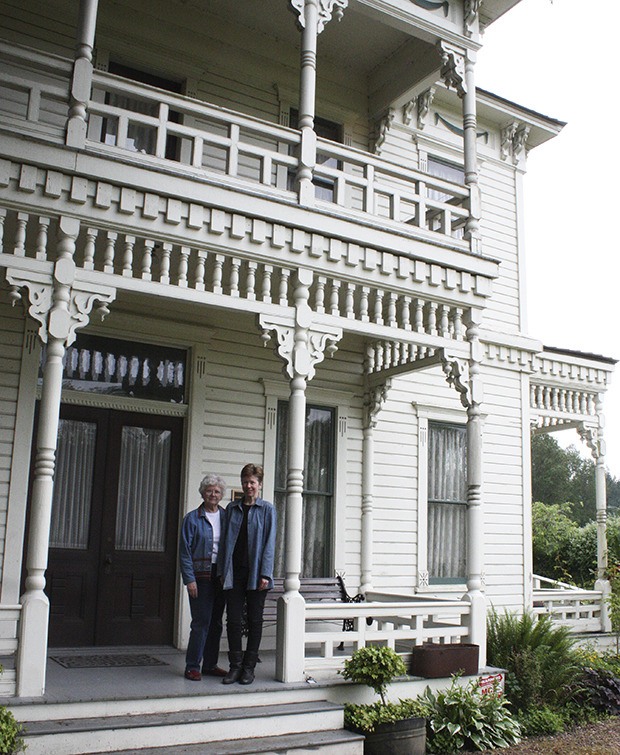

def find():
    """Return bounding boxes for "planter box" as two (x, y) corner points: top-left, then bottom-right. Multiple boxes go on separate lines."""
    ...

(361, 717), (426, 755)
(409, 643), (479, 678)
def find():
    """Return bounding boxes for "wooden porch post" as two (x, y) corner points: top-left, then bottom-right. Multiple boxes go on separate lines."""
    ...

(581, 408), (612, 632)
(360, 368), (390, 595)
(16, 218), (79, 696)
(462, 50), (482, 255)
(292, 0), (347, 205)
(295, 0), (318, 206)
(66, 0), (99, 148)
(463, 309), (487, 665)
(438, 42), (481, 255)
(260, 269), (341, 682)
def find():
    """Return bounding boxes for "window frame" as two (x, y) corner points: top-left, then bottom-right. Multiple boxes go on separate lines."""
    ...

(415, 405), (468, 592)
(261, 379), (349, 577)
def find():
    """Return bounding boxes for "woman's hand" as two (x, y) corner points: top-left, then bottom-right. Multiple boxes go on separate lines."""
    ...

(258, 578), (269, 591)
(187, 581), (198, 599)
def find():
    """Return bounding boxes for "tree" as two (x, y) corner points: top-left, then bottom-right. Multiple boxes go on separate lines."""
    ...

(531, 433), (619, 525)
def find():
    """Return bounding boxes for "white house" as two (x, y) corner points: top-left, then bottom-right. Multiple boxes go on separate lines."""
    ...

(0, 0), (615, 724)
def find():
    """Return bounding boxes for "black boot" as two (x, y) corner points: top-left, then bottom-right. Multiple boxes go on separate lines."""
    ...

(222, 650), (244, 685)
(238, 650), (259, 685)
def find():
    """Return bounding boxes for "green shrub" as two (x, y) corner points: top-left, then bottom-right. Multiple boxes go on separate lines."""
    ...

(340, 645), (406, 706)
(343, 699), (424, 734)
(0, 708), (25, 755)
(517, 705), (565, 736)
(415, 676), (521, 753)
(486, 610), (579, 712)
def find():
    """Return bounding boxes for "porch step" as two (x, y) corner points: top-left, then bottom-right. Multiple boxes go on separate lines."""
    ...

(18, 700), (354, 755)
(106, 729), (364, 754)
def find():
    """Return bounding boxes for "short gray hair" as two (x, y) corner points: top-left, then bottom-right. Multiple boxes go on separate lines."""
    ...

(198, 473), (227, 497)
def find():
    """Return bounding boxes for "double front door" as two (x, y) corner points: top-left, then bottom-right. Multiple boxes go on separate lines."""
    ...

(41, 405), (183, 647)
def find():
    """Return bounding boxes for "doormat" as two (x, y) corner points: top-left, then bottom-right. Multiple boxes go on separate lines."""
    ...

(50, 654), (168, 669)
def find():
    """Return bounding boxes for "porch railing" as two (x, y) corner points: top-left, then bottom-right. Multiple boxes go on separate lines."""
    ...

(0, 208), (469, 352)
(303, 597), (470, 672)
(533, 574), (605, 633)
(0, 41), (472, 252)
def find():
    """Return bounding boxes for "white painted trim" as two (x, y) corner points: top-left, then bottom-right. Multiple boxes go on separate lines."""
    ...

(521, 372), (534, 609)
(48, 389), (188, 416)
(412, 402), (467, 593)
(1, 320), (40, 604)
(175, 341), (210, 651)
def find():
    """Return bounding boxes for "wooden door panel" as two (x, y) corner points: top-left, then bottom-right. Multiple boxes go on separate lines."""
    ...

(43, 405), (182, 647)
(95, 412), (182, 646)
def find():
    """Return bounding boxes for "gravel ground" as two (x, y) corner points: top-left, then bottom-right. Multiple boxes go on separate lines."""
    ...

(464, 717), (620, 754)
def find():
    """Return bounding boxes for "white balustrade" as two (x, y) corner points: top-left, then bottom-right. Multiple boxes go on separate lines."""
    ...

(532, 575), (604, 633)
(0, 43), (471, 247)
(0, 208), (468, 345)
(303, 598), (470, 670)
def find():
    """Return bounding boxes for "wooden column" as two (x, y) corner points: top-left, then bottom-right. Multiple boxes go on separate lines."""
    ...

(462, 50), (481, 255)
(17, 217), (79, 696)
(295, 0), (319, 206)
(66, 0), (99, 147)
(260, 269), (341, 682)
(463, 309), (486, 665)
(581, 408), (612, 632)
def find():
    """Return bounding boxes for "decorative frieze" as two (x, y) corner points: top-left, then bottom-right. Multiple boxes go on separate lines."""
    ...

(0, 163), (496, 307)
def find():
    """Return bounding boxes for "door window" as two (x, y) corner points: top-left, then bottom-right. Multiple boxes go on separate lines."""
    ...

(50, 420), (97, 549)
(115, 426), (172, 552)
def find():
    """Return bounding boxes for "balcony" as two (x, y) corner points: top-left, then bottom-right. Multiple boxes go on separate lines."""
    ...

(0, 40), (499, 348)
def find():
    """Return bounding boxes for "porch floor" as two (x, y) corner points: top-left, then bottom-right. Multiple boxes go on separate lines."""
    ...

(8, 646), (343, 706)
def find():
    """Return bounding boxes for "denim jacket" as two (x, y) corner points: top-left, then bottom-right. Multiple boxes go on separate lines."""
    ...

(179, 504), (224, 584)
(219, 497), (277, 591)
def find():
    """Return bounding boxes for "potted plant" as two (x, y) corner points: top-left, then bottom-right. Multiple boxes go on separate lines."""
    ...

(339, 645), (426, 755)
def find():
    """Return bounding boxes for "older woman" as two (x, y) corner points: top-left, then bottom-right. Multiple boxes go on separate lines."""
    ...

(179, 473), (228, 681)
(219, 463), (277, 685)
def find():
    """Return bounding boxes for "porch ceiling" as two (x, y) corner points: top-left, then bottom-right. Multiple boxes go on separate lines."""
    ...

(111, 0), (441, 112)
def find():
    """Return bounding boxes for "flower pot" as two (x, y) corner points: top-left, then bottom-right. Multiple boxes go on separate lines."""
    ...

(409, 642), (479, 678)
(363, 716), (426, 755)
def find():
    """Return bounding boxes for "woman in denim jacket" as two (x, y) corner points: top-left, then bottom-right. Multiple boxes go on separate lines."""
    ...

(219, 463), (276, 685)
(179, 473), (228, 681)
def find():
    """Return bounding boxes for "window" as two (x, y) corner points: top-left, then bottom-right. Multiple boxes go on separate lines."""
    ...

(273, 401), (335, 577)
(41, 333), (187, 403)
(427, 422), (467, 582)
(289, 110), (343, 202)
(426, 156), (466, 238)
(100, 63), (181, 159)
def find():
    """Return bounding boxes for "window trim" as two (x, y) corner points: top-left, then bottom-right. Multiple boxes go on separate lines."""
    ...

(414, 403), (467, 593)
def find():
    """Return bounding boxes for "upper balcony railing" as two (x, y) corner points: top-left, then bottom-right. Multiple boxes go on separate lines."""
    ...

(0, 42), (472, 254)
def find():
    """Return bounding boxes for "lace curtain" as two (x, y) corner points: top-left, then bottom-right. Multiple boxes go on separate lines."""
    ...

(428, 422), (467, 580)
(115, 427), (172, 552)
(274, 402), (334, 577)
(50, 419), (97, 549)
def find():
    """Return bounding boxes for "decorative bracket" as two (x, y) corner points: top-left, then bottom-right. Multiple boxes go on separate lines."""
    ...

(578, 423), (605, 460)
(438, 41), (466, 98)
(5, 269), (116, 346)
(464, 0), (481, 36)
(363, 379), (392, 430)
(259, 313), (342, 381)
(290, 0), (348, 33)
(372, 108), (394, 155)
(441, 352), (471, 408)
(501, 120), (530, 165)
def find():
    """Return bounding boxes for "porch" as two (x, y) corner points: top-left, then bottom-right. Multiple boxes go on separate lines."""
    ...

(5, 644), (493, 755)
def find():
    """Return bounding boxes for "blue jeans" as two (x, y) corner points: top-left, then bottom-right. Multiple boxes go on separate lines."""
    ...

(185, 576), (225, 672)
(225, 568), (268, 654)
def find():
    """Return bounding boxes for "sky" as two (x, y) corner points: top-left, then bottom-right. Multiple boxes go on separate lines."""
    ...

(475, 0), (620, 477)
